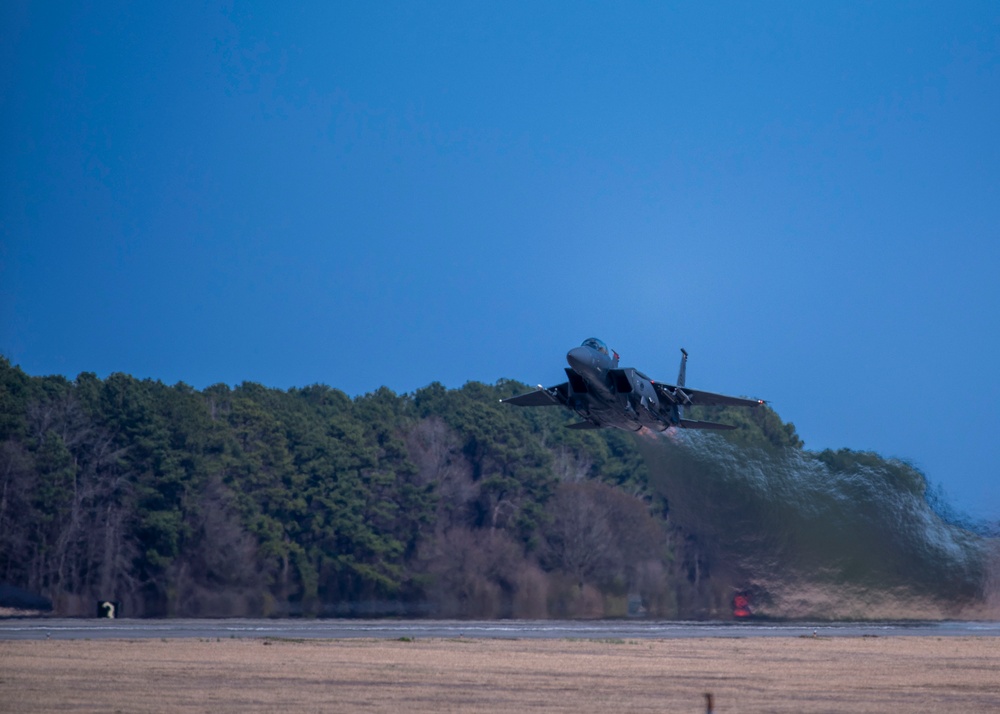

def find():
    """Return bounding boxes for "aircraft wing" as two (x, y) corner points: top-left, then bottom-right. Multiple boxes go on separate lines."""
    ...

(501, 383), (569, 407)
(653, 382), (764, 409)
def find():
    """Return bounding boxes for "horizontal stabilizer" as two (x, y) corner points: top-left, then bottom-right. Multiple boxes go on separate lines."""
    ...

(502, 388), (562, 407)
(566, 421), (601, 430)
(678, 419), (738, 431)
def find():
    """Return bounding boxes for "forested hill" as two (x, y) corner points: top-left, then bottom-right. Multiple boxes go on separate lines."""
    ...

(1, 356), (803, 618)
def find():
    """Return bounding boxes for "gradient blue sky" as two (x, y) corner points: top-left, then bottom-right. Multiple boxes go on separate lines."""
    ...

(3, 2), (998, 517)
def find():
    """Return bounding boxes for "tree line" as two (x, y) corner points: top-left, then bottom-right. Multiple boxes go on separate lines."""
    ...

(0, 357), (803, 618)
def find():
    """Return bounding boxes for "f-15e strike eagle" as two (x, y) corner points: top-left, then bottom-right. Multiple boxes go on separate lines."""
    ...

(502, 337), (764, 432)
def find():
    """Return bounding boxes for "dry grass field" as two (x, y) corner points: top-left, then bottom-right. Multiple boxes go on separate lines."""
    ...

(2, 636), (999, 712)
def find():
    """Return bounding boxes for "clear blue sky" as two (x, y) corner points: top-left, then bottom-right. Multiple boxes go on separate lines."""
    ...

(3, 3), (998, 517)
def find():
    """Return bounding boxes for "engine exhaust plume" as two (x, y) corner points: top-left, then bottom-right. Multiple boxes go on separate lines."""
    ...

(636, 429), (996, 619)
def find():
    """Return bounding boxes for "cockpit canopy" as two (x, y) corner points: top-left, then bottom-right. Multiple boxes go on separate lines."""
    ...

(581, 337), (609, 356)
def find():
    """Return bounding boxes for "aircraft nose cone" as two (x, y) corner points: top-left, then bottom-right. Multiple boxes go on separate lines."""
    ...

(566, 346), (591, 373)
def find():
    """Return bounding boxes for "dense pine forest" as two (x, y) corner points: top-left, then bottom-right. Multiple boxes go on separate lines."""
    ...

(0, 355), (899, 619)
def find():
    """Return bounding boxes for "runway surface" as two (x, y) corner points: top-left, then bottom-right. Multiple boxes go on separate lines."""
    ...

(2, 618), (999, 641)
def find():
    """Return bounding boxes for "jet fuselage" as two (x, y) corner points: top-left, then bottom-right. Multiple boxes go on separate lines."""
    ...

(564, 343), (666, 430)
(503, 338), (763, 432)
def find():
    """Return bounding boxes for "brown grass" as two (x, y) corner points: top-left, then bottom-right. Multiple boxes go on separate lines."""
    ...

(2, 636), (999, 712)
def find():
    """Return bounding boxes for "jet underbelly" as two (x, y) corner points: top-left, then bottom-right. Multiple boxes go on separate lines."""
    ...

(575, 398), (643, 431)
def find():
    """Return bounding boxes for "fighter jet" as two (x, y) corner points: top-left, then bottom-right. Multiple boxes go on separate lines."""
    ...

(502, 337), (764, 431)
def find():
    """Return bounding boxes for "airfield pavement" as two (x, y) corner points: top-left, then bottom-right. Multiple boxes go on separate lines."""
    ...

(1, 636), (999, 712)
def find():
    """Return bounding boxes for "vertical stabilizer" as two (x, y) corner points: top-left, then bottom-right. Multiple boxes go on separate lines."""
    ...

(676, 348), (689, 421)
